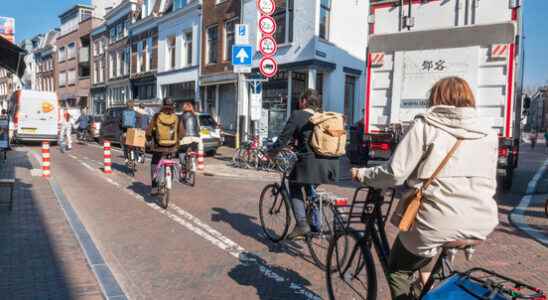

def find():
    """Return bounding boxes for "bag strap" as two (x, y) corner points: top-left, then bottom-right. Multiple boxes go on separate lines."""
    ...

(421, 139), (463, 191)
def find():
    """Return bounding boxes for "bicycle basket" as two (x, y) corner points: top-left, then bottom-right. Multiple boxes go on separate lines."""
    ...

(423, 268), (546, 300)
(274, 150), (298, 173)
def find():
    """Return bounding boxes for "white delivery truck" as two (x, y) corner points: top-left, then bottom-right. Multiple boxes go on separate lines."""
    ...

(10, 90), (60, 143)
(363, 0), (524, 191)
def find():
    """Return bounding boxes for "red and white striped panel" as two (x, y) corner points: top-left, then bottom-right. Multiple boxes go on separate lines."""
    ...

(370, 52), (385, 66)
(491, 44), (508, 59)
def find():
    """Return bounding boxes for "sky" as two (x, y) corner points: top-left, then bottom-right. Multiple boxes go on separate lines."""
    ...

(3, 0), (548, 87)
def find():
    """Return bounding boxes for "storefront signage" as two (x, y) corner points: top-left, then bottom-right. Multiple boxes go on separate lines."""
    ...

(257, 0), (276, 16)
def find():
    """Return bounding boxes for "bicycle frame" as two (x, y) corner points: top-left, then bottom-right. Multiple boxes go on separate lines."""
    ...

(155, 159), (178, 190)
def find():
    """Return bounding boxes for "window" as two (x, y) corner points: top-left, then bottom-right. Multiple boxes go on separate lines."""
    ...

(117, 23), (123, 40)
(124, 47), (130, 75)
(59, 72), (66, 86)
(273, 0), (294, 44)
(174, 0), (187, 10)
(344, 75), (357, 123)
(109, 53), (115, 79)
(185, 31), (193, 66)
(207, 26), (218, 64)
(68, 69), (76, 85)
(167, 36), (176, 69)
(146, 37), (153, 70)
(67, 42), (76, 59)
(319, 0), (331, 40)
(224, 19), (236, 61)
(117, 51), (122, 77)
(58, 47), (66, 62)
(110, 27), (116, 42)
(139, 40), (147, 72)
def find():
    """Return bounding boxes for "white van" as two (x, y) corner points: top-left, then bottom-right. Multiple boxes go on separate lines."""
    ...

(10, 90), (59, 142)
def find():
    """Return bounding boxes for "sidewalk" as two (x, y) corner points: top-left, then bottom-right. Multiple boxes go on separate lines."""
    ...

(0, 149), (103, 299)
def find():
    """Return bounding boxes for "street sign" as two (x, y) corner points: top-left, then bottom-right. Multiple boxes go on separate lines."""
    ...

(257, 0), (276, 16)
(259, 57), (278, 78)
(258, 15), (277, 36)
(235, 24), (249, 44)
(232, 44), (253, 73)
(259, 36), (277, 57)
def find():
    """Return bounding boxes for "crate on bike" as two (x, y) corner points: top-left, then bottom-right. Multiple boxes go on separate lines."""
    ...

(125, 128), (146, 148)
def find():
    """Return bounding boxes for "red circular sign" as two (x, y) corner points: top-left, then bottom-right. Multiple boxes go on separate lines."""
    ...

(258, 15), (277, 36)
(256, 0), (276, 16)
(259, 36), (278, 57)
(259, 57), (278, 78)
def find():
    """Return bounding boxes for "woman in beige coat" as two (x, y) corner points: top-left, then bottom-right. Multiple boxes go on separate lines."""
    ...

(351, 77), (499, 299)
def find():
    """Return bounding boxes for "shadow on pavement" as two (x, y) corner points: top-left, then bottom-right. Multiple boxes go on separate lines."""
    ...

(210, 207), (320, 267)
(228, 252), (321, 300)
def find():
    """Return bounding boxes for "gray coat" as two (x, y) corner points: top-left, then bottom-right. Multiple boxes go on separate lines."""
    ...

(273, 109), (339, 184)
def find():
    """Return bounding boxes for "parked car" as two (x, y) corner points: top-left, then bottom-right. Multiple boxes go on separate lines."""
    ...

(99, 107), (124, 145)
(197, 112), (222, 156)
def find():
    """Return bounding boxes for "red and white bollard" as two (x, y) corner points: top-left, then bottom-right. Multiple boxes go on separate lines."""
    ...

(103, 140), (112, 174)
(41, 141), (50, 177)
(197, 141), (205, 171)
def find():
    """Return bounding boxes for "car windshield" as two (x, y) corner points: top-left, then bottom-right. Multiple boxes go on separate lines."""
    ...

(199, 115), (217, 127)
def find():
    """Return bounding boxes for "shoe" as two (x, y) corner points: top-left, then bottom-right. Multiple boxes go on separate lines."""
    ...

(287, 225), (311, 241)
(150, 187), (159, 196)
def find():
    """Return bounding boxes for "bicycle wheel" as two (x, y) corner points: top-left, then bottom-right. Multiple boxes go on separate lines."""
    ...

(186, 158), (196, 187)
(326, 230), (377, 300)
(160, 185), (170, 209)
(259, 183), (291, 242)
(307, 203), (346, 271)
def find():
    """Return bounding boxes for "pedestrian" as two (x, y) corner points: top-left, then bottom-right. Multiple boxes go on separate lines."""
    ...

(351, 77), (499, 300)
(77, 108), (90, 142)
(530, 131), (538, 149)
(178, 101), (200, 177)
(59, 108), (73, 152)
(268, 89), (340, 240)
(145, 98), (184, 195)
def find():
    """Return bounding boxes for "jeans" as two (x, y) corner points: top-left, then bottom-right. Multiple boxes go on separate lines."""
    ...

(387, 236), (433, 300)
(288, 183), (318, 229)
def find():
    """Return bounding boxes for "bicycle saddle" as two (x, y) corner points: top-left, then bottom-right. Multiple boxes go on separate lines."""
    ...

(442, 239), (482, 249)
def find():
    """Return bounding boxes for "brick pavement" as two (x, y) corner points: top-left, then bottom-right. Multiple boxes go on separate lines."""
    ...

(0, 149), (103, 299)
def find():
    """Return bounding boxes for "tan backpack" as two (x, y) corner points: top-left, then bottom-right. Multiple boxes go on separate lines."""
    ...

(309, 112), (347, 157)
(155, 112), (178, 147)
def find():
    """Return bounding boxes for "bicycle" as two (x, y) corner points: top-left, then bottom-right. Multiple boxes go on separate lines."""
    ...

(125, 145), (143, 177)
(153, 153), (180, 209)
(258, 150), (348, 271)
(325, 186), (490, 300)
(180, 149), (197, 187)
(232, 134), (261, 169)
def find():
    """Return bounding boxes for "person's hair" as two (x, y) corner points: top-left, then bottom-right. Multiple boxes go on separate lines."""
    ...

(139, 103), (145, 109)
(162, 97), (174, 113)
(300, 89), (322, 112)
(127, 100), (135, 108)
(428, 77), (476, 108)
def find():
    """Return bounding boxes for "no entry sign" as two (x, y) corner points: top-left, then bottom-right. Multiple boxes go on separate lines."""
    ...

(259, 36), (277, 57)
(259, 57), (278, 78)
(258, 15), (276, 36)
(257, 0), (276, 16)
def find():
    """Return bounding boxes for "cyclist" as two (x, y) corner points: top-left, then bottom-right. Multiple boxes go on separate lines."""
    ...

(268, 89), (339, 240)
(351, 77), (498, 300)
(120, 100), (138, 163)
(178, 101), (200, 177)
(136, 103), (150, 163)
(145, 97), (184, 195)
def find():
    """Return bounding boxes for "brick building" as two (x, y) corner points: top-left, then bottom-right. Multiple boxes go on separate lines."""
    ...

(35, 29), (60, 93)
(90, 23), (109, 115)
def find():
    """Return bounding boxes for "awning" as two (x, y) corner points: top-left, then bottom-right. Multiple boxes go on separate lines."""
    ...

(0, 35), (26, 78)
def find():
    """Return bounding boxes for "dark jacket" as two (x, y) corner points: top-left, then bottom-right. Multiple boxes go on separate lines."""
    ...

(146, 109), (185, 153)
(272, 109), (339, 184)
(181, 111), (200, 137)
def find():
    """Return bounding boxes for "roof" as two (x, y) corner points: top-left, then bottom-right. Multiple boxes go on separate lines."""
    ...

(0, 35), (26, 78)
(59, 4), (94, 19)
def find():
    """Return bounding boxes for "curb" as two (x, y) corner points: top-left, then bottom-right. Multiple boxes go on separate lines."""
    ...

(28, 150), (128, 300)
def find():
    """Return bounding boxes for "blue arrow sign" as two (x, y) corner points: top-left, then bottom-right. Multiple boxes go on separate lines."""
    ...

(232, 45), (253, 66)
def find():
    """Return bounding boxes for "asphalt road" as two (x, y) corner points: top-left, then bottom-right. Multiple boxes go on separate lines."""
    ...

(25, 141), (548, 299)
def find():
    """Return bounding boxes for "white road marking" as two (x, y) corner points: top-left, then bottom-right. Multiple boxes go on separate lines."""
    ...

(54, 150), (321, 300)
(510, 158), (548, 246)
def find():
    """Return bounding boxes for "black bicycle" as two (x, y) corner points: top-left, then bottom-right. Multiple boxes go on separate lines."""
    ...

(180, 149), (196, 187)
(326, 186), (487, 300)
(258, 150), (347, 270)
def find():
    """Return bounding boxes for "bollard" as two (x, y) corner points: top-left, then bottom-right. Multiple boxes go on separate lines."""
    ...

(42, 141), (50, 177)
(103, 140), (112, 174)
(197, 140), (205, 171)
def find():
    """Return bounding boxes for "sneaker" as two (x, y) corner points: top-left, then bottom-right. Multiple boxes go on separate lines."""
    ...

(286, 225), (311, 241)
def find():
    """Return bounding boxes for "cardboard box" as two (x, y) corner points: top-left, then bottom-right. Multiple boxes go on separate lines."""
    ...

(125, 128), (146, 148)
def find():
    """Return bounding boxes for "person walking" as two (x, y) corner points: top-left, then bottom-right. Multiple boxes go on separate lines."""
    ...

(351, 77), (499, 300)
(269, 89), (340, 240)
(146, 98), (184, 195)
(59, 108), (73, 152)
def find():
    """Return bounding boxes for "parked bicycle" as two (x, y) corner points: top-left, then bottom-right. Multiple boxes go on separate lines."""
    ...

(325, 187), (546, 300)
(258, 150), (347, 270)
(153, 153), (180, 209)
(232, 134), (261, 169)
(180, 149), (197, 187)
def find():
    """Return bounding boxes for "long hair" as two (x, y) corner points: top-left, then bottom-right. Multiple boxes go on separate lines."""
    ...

(428, 77), (476, 108)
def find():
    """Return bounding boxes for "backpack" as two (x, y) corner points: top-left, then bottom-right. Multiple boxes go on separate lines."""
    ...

(309, 112), (347, 157)
(155, 112), (178, 147)
(122, 110), (137, 128)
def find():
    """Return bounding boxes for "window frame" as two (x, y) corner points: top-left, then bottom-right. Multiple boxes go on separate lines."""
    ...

(184, 30), (193, 66)
(167, 35), (177, 70)
(206, 25), (219, 65)
(319, 0), (331, 41)
(223, 18), (238, 62)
